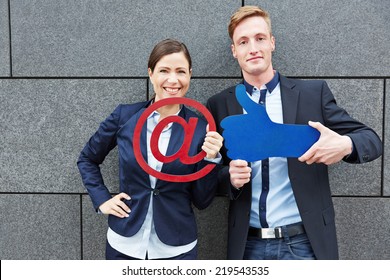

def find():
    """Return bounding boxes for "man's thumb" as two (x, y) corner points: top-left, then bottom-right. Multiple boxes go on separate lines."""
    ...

(308, 121), (325, 132)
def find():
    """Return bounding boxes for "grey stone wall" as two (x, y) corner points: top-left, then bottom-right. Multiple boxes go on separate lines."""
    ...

(0, 0), (9, 76)
(0, 0), (388, 260)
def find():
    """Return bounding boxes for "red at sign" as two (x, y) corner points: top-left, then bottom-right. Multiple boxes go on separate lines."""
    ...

(133, 97), (217, 182)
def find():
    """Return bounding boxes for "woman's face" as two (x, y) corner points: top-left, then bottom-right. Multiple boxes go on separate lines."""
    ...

(148, 52), (192, 102)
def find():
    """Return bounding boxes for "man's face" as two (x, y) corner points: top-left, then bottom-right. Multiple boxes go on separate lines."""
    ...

(231, 16), (275, 78)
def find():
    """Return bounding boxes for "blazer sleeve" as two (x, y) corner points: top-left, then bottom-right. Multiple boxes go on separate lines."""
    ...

(320, 81), (382, 163)
(205, 96), (236, 198)
(219, 165), (245, 201)
(188, 117), (221, 210)
(77, 105), (121, 211)
(189, 159), (219, 210)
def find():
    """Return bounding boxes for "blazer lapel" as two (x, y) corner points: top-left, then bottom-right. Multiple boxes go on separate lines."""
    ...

(280, 75), (300, 124)
(229, 83), (245, 116)
(118, 107), (151, 188)
(134, 108), (149, 164)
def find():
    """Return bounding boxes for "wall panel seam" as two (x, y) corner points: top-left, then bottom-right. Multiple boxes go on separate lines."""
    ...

(1, 76), (390, 80)
(381, 78), (386, 196)
(80, 194), (83, 260)
(7, 0), (12, 77)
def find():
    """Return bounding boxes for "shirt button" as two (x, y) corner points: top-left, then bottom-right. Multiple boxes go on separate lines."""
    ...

(153, 189), (160, 196)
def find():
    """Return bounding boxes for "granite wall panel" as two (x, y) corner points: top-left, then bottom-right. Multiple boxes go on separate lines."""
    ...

(195, 196), (229, 260)
(0, 0), (9, 76)
(0, 194), (81, 259)
(82, 195), (107, 260)
(186, 79), (243, 105)
(0, 79), (146, 193)
(11, 0), (241, 77)
(334, 197), (390, 259)
(324, 79), (383, 196)
(246, 0), (390, 76)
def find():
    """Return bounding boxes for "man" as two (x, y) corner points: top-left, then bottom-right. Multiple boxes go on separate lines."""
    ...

(206, 6), (382, 260)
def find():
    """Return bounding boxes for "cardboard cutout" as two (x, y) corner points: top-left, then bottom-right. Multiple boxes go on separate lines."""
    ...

(221, 84), (320, 161)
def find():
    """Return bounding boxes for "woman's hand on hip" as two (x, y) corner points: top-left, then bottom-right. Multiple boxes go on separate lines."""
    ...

(98, 192), (131, 218)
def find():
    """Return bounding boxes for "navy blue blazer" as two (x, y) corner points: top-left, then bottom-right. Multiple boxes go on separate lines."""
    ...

(77, 101), (218, 246)
(206, 75), (382, 259)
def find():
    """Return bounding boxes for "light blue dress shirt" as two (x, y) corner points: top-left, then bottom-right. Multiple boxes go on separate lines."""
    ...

(244, 73), (302, 228)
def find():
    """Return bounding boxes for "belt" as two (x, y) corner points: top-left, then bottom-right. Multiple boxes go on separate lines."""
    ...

(248, 223), (305, 239)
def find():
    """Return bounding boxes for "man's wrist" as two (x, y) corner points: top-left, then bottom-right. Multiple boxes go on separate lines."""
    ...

(343, 135), (353, 157)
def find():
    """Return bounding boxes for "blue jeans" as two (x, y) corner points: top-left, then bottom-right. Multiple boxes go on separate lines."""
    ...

(243, 233), (316, 260)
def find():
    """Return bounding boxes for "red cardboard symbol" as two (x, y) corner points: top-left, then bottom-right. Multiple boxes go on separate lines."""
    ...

(133, 97), (216, 182)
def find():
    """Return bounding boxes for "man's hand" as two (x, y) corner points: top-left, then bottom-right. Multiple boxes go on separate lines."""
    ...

(99, 192), (131, 218)
(229, 159), (251, 188)
(298, 121), (353, 165)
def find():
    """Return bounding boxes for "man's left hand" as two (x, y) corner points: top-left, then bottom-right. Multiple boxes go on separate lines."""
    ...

(298, 121), (353, 165)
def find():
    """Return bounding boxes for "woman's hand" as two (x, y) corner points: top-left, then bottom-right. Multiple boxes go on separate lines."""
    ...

(202, 125), (224, 159)
(98, 192), (131, 218)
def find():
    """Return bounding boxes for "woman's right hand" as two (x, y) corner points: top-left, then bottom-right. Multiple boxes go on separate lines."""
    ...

(98, 192), (131, 218)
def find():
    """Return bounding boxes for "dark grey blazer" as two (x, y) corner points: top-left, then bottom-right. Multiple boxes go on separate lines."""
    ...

(206, 74), (382, 260)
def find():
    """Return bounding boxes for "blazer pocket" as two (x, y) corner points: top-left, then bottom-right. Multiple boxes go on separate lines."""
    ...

(322, 205), (335, 225)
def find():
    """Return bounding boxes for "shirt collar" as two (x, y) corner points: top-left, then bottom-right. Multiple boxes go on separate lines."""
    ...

(243, 71), (280, 95)
(147, 104), (182, 130)
(147, 101), (183, 119)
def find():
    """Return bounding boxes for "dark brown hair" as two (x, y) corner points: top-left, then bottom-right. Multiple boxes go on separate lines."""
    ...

(148, 39), (192, 72)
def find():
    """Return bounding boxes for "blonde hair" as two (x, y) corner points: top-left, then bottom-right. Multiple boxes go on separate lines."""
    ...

(228, 6), (272, 40)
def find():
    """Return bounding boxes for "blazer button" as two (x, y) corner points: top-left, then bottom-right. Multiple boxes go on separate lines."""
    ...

(362, 155), (370, 162)
(153, 189), (160, 196)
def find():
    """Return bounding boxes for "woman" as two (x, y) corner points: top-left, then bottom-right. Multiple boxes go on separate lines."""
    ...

(77, 39), (223, 260)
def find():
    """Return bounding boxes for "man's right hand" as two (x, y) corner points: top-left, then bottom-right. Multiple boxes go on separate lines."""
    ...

(229, 159), (251, 188)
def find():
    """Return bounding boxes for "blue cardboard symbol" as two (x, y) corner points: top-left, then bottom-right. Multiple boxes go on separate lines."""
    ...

(220, 84), (320, 161)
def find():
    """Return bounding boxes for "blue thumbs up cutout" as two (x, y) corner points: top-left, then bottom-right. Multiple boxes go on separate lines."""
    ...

(220, 84), (320, 161)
